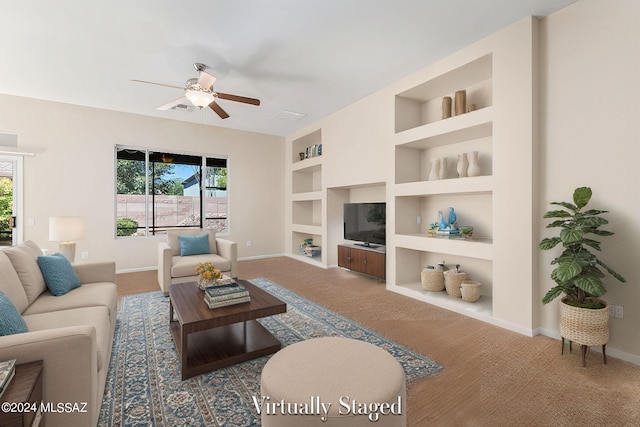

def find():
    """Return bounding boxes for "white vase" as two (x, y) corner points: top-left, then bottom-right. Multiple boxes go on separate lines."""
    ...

(438, 157), (447, 180)
(428, 158), (440, 180)
(467, 151), (480, 177)
(456, 153), (468, 178)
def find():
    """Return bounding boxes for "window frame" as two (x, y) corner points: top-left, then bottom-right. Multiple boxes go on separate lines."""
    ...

(114, 145), (229, 238)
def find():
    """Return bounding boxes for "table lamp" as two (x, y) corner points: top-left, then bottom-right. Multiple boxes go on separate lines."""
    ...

(49, 216), (85, 262)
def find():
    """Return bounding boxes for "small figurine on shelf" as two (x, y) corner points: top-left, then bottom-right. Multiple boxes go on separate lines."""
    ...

(447, 207), (458, 230)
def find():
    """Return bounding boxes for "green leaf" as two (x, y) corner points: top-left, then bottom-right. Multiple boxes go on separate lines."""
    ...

(576, 216), (608, 228)
(543, 210), (571, 219)
(574, 275), (606, 297)
(582, 238), (602, 251)
(573, 187), (592, 209)
(552, 258), (583, 282)
(596, 259), (626, 283)
(542, 286), (564, 304)
(560, 228), (583, 244)
(546, 219), (571, 229)
(590, 230), (615, 236)
(550, 201), (577, 212)
(581, 209), (609, 216)
(539, 237), (561, 250)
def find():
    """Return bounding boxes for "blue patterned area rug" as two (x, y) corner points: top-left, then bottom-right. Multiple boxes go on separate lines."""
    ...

(98, 278), (442, 426)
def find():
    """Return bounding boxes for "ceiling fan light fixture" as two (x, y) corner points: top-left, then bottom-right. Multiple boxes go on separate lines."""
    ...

(185, 89), (215, 108)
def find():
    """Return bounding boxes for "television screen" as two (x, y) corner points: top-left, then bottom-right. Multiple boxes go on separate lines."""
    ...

(343, 203), (386, 246)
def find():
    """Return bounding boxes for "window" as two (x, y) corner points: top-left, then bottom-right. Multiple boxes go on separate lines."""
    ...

(115, 146), (228, 237)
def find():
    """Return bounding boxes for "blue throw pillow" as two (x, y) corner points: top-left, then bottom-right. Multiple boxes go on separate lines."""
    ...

(0, 291), (28, 336)
(37, 253), (81, 296)
(179, 234), (210, 256)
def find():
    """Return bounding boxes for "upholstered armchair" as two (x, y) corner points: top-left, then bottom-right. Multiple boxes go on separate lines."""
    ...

(157, 228), (237, 294)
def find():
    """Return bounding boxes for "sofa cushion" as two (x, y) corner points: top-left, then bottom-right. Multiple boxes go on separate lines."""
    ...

(0, 291), (29, 336)
(24, 306), (111, 371)
(171, 253), (232, 278)
(178, 234), (210, 256)
(0, 251), (29, 313)
(167, 228), (218, 257)
(37, 253), (81, 296)
(4, 241), (46, 305)
(22, 282), (118, 320)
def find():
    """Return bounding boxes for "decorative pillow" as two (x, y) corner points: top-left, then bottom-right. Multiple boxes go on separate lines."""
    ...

(178, 234), (210, 256)
(0, 290), (28, 336)
(37, 253), (81, 296)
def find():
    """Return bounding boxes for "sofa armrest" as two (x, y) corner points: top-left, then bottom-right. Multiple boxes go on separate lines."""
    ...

(216, 238), (238, 279)
(157, 242), (172, 294)
(0, 326), (98, 426)
(74, 261), (116, 284)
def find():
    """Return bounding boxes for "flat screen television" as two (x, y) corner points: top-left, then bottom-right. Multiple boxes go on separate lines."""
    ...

(343, 202), (386, 247)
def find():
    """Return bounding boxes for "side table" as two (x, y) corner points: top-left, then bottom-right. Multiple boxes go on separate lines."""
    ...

(0, 360), (44, 427)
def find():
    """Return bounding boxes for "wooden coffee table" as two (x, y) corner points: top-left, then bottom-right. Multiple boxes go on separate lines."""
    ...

(169, 279), (286, 380)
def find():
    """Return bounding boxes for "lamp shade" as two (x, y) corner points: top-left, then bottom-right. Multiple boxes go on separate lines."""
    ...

(49, 216), (85, 242)
(185, 90), (215, 108)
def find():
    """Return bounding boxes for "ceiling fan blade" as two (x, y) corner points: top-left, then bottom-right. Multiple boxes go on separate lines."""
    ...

(216, 92), (261, 106)
(130, 79), (185, 90)
(157, 96), (189, 111)
(209, 101), (230, 119)
(197, 70), (216, 90)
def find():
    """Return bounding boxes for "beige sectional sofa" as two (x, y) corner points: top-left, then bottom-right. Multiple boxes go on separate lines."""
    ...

(0, 241), (117, 427)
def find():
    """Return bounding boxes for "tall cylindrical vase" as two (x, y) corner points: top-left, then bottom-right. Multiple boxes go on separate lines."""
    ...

(442, 96), (452, 119)
(455, 90), (466, 116)
(456, 153), (468, 178)
(438, 157), (447, 180)
(428, 158), (440, 181)
(467, 151), (480, 177)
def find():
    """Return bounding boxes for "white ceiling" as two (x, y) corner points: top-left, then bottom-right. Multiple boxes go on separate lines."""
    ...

(0, 0), (576, 137)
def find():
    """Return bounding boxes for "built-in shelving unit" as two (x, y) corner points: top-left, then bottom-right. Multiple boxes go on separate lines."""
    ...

(288, 130), (324, 266)
(285, 19), (538, 334)
(387, 20), (538, 334)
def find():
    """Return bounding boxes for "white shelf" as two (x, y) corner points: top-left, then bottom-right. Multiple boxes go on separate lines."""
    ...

(291, 224), (322, 235)
(387, 282), (493, 322)
(291, 191), (322, 201)
(394, 175), (493, 197)
(292, 156), (322, 172)
(394, 233), (493, 260)
(395, 107), (493, 148)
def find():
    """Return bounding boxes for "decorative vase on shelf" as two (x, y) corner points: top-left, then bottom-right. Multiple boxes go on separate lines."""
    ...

(467, 151), (480, 177)
(456, 153), (468, 178)
(455, 90), (466, 116)
(438, 157), (447, 180)
(438, 210), (447, 229)
(447, 207), (458, 230)
(442, 96), (452, 119)
(429, 158), (440, 181)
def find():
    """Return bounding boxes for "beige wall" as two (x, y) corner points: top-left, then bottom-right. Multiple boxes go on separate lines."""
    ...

(539, 0), (640, 360)
(0, 94), (286, 271)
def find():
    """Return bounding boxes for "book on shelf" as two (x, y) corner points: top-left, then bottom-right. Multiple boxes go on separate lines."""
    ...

(0, 359), (16, 399)
(204, 295), (251, 309)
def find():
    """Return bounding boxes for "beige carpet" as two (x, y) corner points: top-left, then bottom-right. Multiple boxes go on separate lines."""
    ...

(117, 257), (640, 426)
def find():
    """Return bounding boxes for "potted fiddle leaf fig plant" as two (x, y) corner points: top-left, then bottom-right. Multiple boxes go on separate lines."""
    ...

(539, 187), (626, 366)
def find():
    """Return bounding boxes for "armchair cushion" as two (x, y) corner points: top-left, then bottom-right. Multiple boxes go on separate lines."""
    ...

(167, 228), (218, 256)
(178, 234), (210, 256)
(37, 253), (81, 296)
(0, 291), (29, 336)
(171, 253), (232, 278)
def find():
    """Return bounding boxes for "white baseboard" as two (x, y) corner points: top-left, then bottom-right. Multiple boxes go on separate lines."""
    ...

(116, 266), (157, 274)
(536, 327), (640, 366)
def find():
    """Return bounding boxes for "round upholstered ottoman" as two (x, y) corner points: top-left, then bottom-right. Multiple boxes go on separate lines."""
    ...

(260, 337), (406, 426)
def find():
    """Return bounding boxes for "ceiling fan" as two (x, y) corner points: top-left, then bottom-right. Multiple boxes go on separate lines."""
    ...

(131, 63), (260, 119)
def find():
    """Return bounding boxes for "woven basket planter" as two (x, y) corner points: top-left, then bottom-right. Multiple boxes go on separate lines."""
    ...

(443, 271), (469, 298)
(421, 269), (445, 291)
(460, 280), (482, 302)
(559, 298), (609, 346)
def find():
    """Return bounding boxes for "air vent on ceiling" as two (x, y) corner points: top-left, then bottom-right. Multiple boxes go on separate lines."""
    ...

(172, 104), (195, 112)
(275, 110), (307, 121)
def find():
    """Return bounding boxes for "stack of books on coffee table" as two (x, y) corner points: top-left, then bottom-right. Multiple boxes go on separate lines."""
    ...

(0, 359), (16, 399)
(203, 282), (250, 309)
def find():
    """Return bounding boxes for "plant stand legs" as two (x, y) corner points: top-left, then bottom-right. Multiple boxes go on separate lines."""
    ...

(561, 338), (607, 367)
